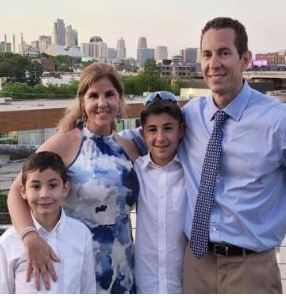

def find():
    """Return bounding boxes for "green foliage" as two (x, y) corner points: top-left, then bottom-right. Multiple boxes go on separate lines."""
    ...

(0, 194), (8, 212)
(1, 80), (78, 99)
(122, 59), (175, 95)
(0, 52), (43, 86)
(54, 55), (82, 72)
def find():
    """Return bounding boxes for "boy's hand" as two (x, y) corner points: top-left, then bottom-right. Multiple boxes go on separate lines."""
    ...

(23, 231), (60, 290)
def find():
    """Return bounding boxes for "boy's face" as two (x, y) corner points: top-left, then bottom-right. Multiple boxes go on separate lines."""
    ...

(20, 168), (70, 218)
(142, 112), (184, 167)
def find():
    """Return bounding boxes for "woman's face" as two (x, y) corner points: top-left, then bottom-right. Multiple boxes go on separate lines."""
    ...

(82, 78), (121, 135)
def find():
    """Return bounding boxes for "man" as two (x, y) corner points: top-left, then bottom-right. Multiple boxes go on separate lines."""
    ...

(179, 17), (286, 293)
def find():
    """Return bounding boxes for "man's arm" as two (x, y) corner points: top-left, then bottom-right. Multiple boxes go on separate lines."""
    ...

(119, 127), (148, 156)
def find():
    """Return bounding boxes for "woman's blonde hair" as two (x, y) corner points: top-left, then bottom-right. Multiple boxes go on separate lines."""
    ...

(57, 62), (125, 132)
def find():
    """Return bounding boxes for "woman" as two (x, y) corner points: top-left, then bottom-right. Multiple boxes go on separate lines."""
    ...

(8, 63), (140, 293)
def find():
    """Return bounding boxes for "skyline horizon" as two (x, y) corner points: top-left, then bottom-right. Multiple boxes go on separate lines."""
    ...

(1, 0), (286, 58)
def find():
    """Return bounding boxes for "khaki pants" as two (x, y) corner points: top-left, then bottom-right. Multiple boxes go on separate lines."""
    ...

(183, 245), (282, 294)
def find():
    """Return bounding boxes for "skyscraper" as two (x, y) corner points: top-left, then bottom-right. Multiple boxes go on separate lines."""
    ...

(138, 48), (155, 67)
(137, 37), (147, 62)
(13, 34), (16, 53)
(89, 36), (107, 61)
(38, 35), (52, 53)
(155, 46), (168, 60)
(117, 37), (126, 61)
(53, 19), (66, 46)
(181, 47), (198, 64)
(65, 25), (78, 47)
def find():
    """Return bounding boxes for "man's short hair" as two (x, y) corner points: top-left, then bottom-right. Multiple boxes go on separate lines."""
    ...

(200, 17), (248, 58)
(21, 151), (67, 185)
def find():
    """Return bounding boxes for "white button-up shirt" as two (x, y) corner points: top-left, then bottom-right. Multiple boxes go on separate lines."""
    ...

(0, 209), (96, 293)
(134, 153), (187, 293)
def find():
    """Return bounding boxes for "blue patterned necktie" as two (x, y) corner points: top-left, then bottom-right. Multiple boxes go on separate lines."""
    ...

(190, 110), (228, 258)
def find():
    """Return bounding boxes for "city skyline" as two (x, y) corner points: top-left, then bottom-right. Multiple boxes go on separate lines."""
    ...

(1, 0), (286, 58)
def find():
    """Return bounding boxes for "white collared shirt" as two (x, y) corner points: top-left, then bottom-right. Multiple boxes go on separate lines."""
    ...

(134, 153), (187, 293)
(0, 209), (96, 294)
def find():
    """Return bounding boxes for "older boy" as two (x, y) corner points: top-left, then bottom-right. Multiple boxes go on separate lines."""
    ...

(134, 92), (187, 293)
(0, 151), (96, 293)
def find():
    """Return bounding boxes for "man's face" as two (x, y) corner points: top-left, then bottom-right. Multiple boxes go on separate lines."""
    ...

(200, 28), (251, 104)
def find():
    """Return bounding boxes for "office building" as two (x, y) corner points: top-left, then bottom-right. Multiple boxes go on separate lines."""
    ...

(181, 47), (198, 64)
(155, 46), (168, 61)
(38, 35), (52, 53)
(53, 19), (66, 46)
(117, 37), (126, 61)
(107, 48), (117, 63)
(137, 37), (147, 62)
(138, 48), (155, 67)
(65, 25), (78, 47)
(88, 36), (107, 61)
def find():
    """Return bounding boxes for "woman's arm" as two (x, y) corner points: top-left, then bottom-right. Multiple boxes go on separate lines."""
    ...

(114, 132), (140, 162)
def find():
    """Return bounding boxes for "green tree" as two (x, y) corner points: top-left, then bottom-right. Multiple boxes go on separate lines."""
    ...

(0, 53), (43, 86)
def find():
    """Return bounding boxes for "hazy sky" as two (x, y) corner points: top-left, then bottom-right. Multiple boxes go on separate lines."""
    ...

(1, 0), (286, 58)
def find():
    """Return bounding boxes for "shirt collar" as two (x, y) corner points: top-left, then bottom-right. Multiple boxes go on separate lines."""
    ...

(141, 151), (181, 169)
(206, 80), (252, 122)
(32, 208), (66, 235)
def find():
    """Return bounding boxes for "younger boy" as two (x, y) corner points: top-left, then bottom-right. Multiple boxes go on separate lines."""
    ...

(0, 151), (96, 293)
(134, 92), (187, 293)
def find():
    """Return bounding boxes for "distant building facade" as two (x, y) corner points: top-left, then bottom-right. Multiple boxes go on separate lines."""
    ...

(38, 35), (52, 53)
(137, 37), (147, 63)
(255, 51), (286, 65)
(53, 19), (66, 46)
(138, 48), (155, 67)
(181, 47), (198, 64)
(155, 46), (168, 61)
(65, 25), (78, 47)
(117, 37), (126, 61)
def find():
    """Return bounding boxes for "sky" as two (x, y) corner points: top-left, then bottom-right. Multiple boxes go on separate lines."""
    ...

(1, 0), (286, 58)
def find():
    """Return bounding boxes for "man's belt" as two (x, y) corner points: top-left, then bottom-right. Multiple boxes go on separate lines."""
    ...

(208, 242), (257, 256)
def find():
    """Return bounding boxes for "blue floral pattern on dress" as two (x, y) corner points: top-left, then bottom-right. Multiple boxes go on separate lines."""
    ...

(65, 127), (139, 293)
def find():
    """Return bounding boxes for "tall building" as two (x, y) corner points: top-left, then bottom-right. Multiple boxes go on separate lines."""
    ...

(13, 34), (16, 53)
(88, 36), (107, 61)
(18, 33), (25, 54)
(81, 42), (91, 58)
(107, 48), (117, 63)
(137, 37), (147, 62)
(65, 25), (78, 47)
(181, 47), (198, 64)
(53, 19), (66, 46)
(138, 48), (155, 67)
(116, 37), (126, 61)
(0, 34), (11, 53)
(4, 34), (7, 52)
(38, 35), (52, 53)
(155, 46), (168, 60)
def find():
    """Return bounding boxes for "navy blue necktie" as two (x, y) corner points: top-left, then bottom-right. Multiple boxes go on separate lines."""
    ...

(190, 110), (228, 258)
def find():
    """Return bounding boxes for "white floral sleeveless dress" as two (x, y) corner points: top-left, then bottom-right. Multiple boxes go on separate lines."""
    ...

(64, 127), (139, 293)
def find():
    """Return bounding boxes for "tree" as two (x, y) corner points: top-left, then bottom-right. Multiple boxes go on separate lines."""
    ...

(142, 59), (160, 91)
(0, 53), (43, 86)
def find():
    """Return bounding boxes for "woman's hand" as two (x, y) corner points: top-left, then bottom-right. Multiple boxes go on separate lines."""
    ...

(23, 231), (60, 290)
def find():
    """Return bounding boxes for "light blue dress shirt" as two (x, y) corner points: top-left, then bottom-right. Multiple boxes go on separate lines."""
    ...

(179, 81), (286, 252)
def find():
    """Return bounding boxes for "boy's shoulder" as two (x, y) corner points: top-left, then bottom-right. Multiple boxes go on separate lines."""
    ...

(0, 226), (19, 244)
(0, 226), (25, 258)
